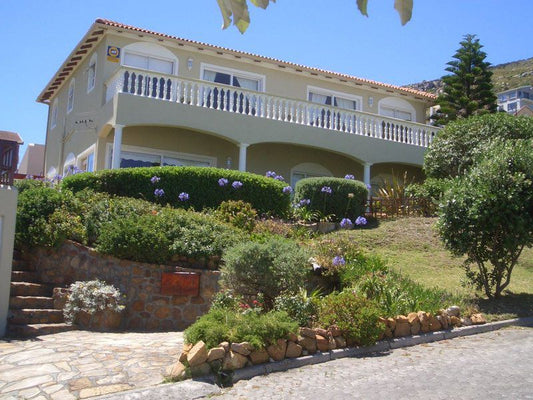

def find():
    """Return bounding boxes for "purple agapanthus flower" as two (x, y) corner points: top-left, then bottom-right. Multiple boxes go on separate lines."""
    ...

(266, 171), (277, 178)
(218, 177), (229, 187)
(332, 256), (346, 267)
(154, 188), (165, 197)
(232, 181), (243, 189)
(151, 176), (161, 184)
(366, 183), (372, 190)
(355, 216), (367, 226)
(340, 218), (353, 229)
(321, 186), (332, 194)
(178, 192), (189, 201)
(299, 199), (311, 207)
(344, 174), (355, 180)
(274, 175), (285, 181)
(283, 186), (292, 194)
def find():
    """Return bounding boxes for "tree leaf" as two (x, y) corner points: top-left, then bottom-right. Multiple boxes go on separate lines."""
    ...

(250, 0), (275, 9)
(356, 0), (369, 17)
(217, 0), (251, 33)
(394, 0), (413, 25)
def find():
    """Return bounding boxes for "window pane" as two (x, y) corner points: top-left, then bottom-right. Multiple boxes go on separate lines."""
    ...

(203, 70), (217, 82)
(336, 97), (357, 110)
(86, 153), (94, 172)
(396, 110), (412, 121)
(309, 92), (329, 105)
(163, 156), (210, 167)
(124, 53), (149, 70)
(88, 64), (96, 91)
(120, 151), (161, 168)
(380, 106), (396, 118)
(234, 76), (259, 91)
(148, 57), (174, 74)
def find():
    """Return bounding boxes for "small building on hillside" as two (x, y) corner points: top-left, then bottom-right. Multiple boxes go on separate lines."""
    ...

(17, 143), (45, 178)
(497, 86), (533, 115)
(0, 131), (23, 186)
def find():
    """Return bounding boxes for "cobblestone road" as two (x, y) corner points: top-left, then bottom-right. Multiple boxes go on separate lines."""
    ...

(209, 327), (533, 400)
(0, 331), (183, 399)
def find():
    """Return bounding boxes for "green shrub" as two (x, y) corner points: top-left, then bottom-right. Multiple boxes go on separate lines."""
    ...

(273, 288), (319, 327)
(294, 177), (367, 222)
(14, 178), (48, 194)
(184, 309), (298, 349)
(318, 291), (384, 346)
(221, 237), (310, 308)
(61, 166), (290, 216)
(215, 200), (257, 232)
(16, 186), (71, 247)
(438, 139), (533, 299)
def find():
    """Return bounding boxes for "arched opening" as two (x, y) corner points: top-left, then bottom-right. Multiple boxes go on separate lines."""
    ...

(378, 97), (416, 121)
(290, 162), (333, 187)
(122, 42), (178, 75)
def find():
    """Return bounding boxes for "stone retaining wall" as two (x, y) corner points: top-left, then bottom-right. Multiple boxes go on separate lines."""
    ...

(25, 241), (220, 331)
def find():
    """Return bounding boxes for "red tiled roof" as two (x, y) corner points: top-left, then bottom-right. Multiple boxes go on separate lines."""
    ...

(0, 130), (23, 144)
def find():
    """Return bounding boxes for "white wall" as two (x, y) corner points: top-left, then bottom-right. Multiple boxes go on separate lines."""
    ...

(0, 186), (17, 337)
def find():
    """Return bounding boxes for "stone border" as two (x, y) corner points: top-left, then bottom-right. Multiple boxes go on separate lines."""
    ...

(95, 316), (533, 400)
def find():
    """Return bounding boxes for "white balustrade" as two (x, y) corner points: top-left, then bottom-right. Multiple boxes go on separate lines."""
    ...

(105, 67), (440, 147)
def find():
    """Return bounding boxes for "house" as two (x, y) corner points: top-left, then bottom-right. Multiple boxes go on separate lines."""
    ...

(38, 19), (439, 189)
(0, 131), (23, 186)
(17, 143), (45, 178)
(497, 86), (533, 115)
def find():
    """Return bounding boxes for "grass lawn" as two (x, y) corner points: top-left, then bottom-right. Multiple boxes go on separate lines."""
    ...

(332, 217), (533, 321)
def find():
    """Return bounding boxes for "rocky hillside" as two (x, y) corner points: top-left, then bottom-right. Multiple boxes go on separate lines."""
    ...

(406, 57), (533, 94)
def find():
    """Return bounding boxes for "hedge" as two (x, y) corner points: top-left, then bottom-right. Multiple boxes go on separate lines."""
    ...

(61, 166), (291, 216)
(294, 177), (367, 222)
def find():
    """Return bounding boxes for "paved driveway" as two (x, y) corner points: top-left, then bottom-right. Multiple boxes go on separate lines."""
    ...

(209, 327), (533, 400)
(0, 331), (183, 399)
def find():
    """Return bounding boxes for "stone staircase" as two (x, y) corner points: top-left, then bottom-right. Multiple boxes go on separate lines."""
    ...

(6, 250), (76, 337)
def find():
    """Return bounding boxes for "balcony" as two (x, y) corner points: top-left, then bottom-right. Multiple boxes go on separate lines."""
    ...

(106, 68), (439, 149)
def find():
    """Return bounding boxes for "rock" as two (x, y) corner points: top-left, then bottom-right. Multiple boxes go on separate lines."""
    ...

(231, 342), (253, 356)
(249, 348), (270, 365)
(298, 336), (317, 353)
(462, 317), (473, 326)
(219, 341), (230, 352)
(315, 328), (328, 337)
(179, 343), (193, 362)
(394, 322), (411, 337)
(407, 312), (419, 324)
(187, 341), (208, 367)
(285, 342), (303, 358)
(410, 320), (421, 335)
(267, 339), (287, 361)
(418, 311), (430, 332)
(334, 336), (347, 348)
(178, 351), (188, 363)
(316, 335), (329, 352)
(437, 311), (450, 330)
(395, 315), (409, 324)
(384, 327), (393, 339)
(450, 316), (462, 327)
(446, 305), (461, 317)
(207, 347), (226, 362)
(329, 325), (342, 337)
(287, 332), (299, 342)
(471, 313), (487, 325)
(222, 351), (248, 370)
(387, 317), (396, 331)
(328, 336), (337, 350)
(190, 362), (212, 377)
(428, 314), (442, 332)
(300, 327), (316, 338)
(166, 361), (187, 380)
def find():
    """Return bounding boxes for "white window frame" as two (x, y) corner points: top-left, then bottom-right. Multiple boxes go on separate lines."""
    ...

(105, 143), (216, 169)
(76, 144), (96, 172)
(50, 99), (58, 129)
(67, 79), (75, 114)
(87, 53), (97, 93)
(63, 152), (76, 175)
(306, 86), (362, 111)
(200, 63), (266, 92)
(378, 97), (417, 122)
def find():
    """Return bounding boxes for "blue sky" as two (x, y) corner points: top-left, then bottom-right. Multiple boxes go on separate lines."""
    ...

(1, 0), (532, 157)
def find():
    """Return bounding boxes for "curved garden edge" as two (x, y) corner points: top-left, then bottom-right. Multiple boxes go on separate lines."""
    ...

(179, 315), (533, 386)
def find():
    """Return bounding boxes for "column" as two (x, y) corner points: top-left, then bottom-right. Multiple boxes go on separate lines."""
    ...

(363, 162), (372, 189)
(238, 143), (248, 172)
(111, 124), (124, 170)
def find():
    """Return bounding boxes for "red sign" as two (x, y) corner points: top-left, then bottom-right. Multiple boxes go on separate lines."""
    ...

(161, 272), (200, 296)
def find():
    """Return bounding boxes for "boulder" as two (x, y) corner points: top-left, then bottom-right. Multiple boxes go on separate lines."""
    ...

(287, 332), (299, 342)
(418, 311), (430, 332)
(446, 305), (461, 317)
(387, 317), (396, 331)
(285, 342), (303, 358)
(166, 361), (187, 380)
(384, 327), (393, 339)
(462, 317), (473, 326)
(410, 320), (421, 335)
(187, 341), (208, 367)
(329, 325), (342, 337)
(328, 336), (337, 350)
(231, 342), (253, 356)
(249, 348), (270, 365)
(298, 336), (317, 353)
(470, 313), (487, 325)
(222, 351), (248, 370)
(315, 328), (328, 337)
(407, 312), (419, 324)
(267, 339), (287, 361)
(394, 322), (411, 337)
(334, 336), (347, 348)
(219, 341), (230, 352)
(190, 362), (211, 377)
(207, 347), (226, 362)
(300, 327), (316, 338)
(316, 335), (330, 352)
(437, 313), (450, 330)
(450, 316), (462, 327)
(395, 315), (409, 324)
(428, 314), (442, 332)
(179, 343), (194, 363)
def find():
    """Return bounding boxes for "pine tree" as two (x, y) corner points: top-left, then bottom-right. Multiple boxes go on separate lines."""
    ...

(433, 34), (497, 125)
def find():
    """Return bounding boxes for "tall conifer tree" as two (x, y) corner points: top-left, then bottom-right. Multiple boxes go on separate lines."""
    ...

(433, 34), (497, 125)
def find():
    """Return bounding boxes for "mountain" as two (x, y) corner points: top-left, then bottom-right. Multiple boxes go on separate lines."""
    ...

(406, 57), (533, 94)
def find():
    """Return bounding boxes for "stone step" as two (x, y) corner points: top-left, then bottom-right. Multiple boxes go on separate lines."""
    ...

(10, 258), (34, 272)
(11, 270), (39, 283)
(5, 323), (76, 338)
(9, 309), (64, 325)
(9, 296), (55, 309)
(10, 282), (53, 297)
